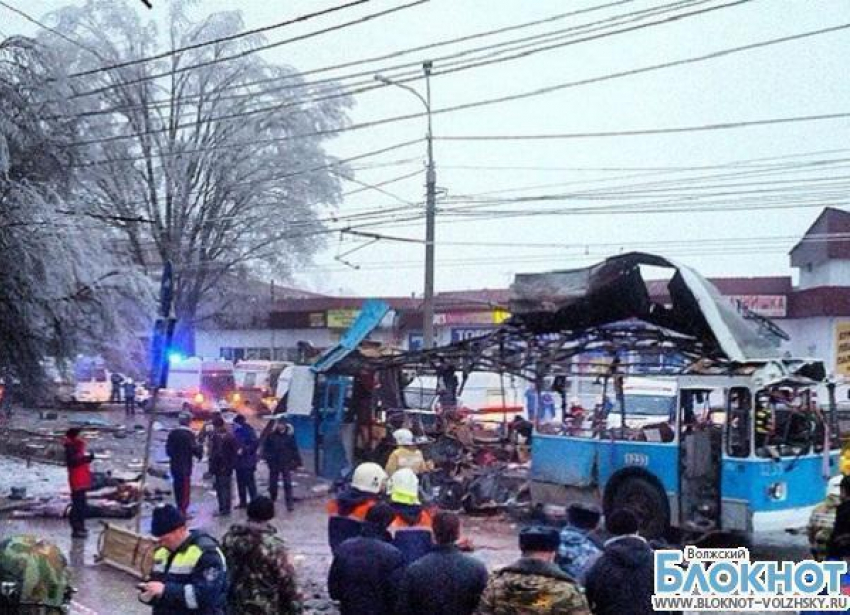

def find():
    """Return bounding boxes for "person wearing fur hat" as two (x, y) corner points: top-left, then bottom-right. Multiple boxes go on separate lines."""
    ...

(138, 504), (227, 614)
(476, 526), (590, 615)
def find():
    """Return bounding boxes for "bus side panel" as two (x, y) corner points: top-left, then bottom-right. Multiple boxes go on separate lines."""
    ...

(531, 435), (597, 488)
(595, 441), (679, 496)
(722, 452), (838, 532)
(723, 453), (836, 512)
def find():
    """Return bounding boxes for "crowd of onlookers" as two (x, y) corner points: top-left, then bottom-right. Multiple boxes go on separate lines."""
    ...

(129, 458), (667, 615)
(56, 415), (680, 614)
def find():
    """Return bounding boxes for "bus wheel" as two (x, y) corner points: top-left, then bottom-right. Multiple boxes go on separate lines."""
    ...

(608, 476), (669, 540)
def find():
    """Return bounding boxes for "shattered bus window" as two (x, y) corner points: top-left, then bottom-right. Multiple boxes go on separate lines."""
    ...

(755, 386), (823, 458)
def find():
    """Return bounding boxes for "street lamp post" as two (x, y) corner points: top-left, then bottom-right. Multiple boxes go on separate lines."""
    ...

(375, 61), (436, 349)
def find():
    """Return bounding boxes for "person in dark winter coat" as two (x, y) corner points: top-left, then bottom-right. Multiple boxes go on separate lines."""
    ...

(584, 508), (655, 615)
(396, 511), (488, 615)
(165, 414), (203, 516)
(208, 417), (239, 516)
(261, 418), (302, 512)
(139, 504), (228, 615)
(328, 503), (405, 615)
(123, 379), (137, 415)
(110, 372), (124, 403)
(232, 415), (259, 508)
(327, 462), (388, 554)
(63, 428), (94, 539)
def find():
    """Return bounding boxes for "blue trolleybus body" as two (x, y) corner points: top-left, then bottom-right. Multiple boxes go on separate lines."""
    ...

(531, 370), (838, 538)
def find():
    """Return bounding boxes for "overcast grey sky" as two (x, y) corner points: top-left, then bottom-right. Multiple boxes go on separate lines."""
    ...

(5, 0), (850, 297)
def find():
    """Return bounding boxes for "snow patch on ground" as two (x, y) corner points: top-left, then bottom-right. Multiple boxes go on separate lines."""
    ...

(0, 457), (69, 499)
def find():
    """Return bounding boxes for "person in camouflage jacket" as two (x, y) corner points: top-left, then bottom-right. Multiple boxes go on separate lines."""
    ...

(0, 535), (70, 614)
(221, 497), (301, 615)
(556, 504), (603, 583)
(475, 526), (590, 615)
(808, 475), (850, 560)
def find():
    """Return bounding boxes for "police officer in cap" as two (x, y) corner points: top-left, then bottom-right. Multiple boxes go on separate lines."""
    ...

(139, 504), (227, 614)
(476, 526), (590, 615)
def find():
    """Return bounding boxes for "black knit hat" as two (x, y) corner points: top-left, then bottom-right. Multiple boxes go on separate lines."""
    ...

(519, 526), (560, 553)
(606, 508), (639, 536)
(247, 496), (275, 522)
(151, 504), (185, 537)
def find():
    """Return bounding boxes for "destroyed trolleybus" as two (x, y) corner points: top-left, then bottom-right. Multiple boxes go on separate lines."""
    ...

(367, 253), (843, 540)
(508, 253), (841, 539)
(530, 364), (837, 539)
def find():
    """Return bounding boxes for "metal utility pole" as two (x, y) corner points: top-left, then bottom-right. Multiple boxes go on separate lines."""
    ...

(375, 61), (437, 348)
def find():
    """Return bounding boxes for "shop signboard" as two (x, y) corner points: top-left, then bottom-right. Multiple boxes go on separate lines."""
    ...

(727, 295), (787, 318)
(327, 309), (359, 329)
(835, 321), (850, 377)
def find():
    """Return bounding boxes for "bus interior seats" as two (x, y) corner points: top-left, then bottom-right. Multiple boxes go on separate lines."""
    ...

(641, 422), (675, 443)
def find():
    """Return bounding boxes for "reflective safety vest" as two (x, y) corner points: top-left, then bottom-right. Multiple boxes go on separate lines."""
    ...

(754, 405), (772, 435)
(390, 509), (434, 565)
(326, 497), (379, 554)
(148, 531), (227, 615)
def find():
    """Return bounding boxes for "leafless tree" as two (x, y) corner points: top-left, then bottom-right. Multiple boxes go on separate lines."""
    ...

(45, 0), (351, 351)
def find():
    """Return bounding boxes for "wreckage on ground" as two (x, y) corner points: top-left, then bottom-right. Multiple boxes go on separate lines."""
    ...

(354, 252), (843, 539)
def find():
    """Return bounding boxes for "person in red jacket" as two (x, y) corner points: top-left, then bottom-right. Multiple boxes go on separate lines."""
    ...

(63, 428), (93, 539)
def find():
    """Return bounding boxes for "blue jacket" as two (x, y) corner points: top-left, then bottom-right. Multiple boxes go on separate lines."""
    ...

(148, 531), (227, 615)
(556, 525), (602, 582)
(233, 423), (259, 470)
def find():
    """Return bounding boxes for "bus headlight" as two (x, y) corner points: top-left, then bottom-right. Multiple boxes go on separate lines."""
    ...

(768, 482), (787, 501)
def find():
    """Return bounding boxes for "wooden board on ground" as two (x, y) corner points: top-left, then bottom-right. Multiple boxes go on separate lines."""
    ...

(95, 522), (155, 579)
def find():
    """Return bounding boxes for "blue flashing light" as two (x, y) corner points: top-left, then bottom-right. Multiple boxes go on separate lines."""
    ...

(168, 352), (184, 363)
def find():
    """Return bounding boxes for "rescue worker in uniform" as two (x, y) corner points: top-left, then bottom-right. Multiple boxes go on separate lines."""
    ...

(327, 462), (388, 554)
(754, 394), (773, 449)
(139, 504), (228, 615)
(475, 526), (590, 615)
(385, 429), (431, 476)
(388, 468), (434, 565)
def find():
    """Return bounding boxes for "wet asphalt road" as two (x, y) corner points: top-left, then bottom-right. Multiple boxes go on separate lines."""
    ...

(0, 405), (812, 614)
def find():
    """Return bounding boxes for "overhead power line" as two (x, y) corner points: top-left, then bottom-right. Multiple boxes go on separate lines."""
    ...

(66, 0), (373, 78)
(61, 0), (739, 147)
(67, 0), (429, 100)
(50, 0), (692, 122)
(65, 19), (848, 163)
(0, 0), (105, 59)
(437, 112), (850, 141)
